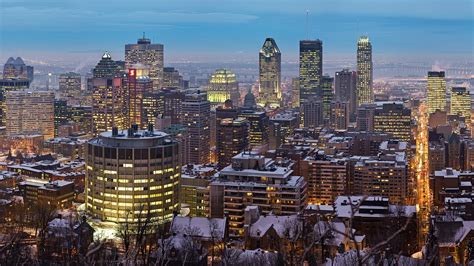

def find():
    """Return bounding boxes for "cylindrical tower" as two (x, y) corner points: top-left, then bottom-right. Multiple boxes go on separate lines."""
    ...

(85, 128), (180, 224)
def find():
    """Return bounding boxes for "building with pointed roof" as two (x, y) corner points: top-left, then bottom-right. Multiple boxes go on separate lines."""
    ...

(258, 38), (281, 109)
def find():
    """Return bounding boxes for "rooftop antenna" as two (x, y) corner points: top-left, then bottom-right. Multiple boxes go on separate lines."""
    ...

(305, 10), (310, 40)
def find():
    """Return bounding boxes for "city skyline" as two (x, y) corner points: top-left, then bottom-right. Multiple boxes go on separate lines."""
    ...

(1, 0), (473, 65)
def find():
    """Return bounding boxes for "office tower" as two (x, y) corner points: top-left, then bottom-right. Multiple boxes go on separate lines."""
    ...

(356, 103), (376, 132)
(291, 77), (300, 108)
(92, 52), (121, 78)
(125, 34), (164, 91)
(299, 40), (323, 105)
(162, 67), (184, 89)
(353, 153), (408, 204)
(216, 118), (249, 169)
(330, 101), (350, 130)
(69, 105), (93, 133)
(450, 87), (471, 125)
(6, 90), (54, 139)
(321, 75), (334, 123)
(356, 36), (373, 106)
(91, 53), (127, 134)
(302, 97), (323, 128)
(207, 69), (240, 109)
(85, 127), (181, 224)
(216, 100), (240, 121)
(0, 79), (29, 126)
(301, 156), (349, 204)
(127, 67), (153, 128)
(54, 99), (69, 136)
(335, 69), (357, 120)
(429, 142), (445, 174)
(269, 112), (298, 149)
(427, 71), (446, 114)
(3, 57), (33, 81)
(182, 90), (211, 164)
(373, 102), (412, 142)
(158, 88), (186, 124)
(58, 72), (81, 104)
(238, 109), (269, 148)
(258, 38), (281, 108)
(209, 152), (307, 236)
(243, 88), (257, 110)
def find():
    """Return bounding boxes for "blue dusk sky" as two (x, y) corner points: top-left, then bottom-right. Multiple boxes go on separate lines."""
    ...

(0, 0), (473, 63)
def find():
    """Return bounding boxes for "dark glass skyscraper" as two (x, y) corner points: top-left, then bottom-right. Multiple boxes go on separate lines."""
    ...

(335, 69), (357, 120)
(299, 40), (323, 105)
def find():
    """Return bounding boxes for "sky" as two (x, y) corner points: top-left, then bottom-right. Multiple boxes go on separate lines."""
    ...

(0, 0), (473, 63)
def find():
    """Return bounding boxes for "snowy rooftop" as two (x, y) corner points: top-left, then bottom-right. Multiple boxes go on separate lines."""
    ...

(171, 216), (227, 240)
(249, 214), (300, 238)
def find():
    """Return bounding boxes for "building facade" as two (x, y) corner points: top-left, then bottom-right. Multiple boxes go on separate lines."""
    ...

(427, 71), (446, 114)
(356, 36), (373, 106)
(258, 38), (281, 108)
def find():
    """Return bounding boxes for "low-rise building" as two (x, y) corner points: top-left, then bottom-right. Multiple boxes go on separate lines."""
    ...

(18, 180), (75, 208)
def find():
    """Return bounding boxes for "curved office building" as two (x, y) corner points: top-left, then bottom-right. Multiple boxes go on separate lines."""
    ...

(85, 127), (180, 224)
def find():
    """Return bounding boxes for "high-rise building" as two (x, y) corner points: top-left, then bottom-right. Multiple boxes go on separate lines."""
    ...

(243, 88), (257, 110)
(0, 79), (29, 127)
(85, 127), (181, 224)
(207, 69), (240, 109)
(162, 67), (184, 89)
(3, 57), (33, 81)
(427, 71), (446, 114)
(258, 38), (281, 108)
(126, 67), (153, 128)
(356, 36), (373, 106)
(302, 97), (323, 128)
(182, 90), (211, 164)
(330, 101), (350, 130)
(450, 87), (471, 126)
(125, 35), (164, 91)
(299, 40), (323, 105)
(216, 118), (249, 169)
(6, 90), (54, 139)
(54, 99), (69, 136)
(356, 103), (376, 132)
(58, 72), (82, 105)
(373, 102), (412, 142)
(335, 69), (357, 120)
(209, 152), (307, 236)
(91, 53), (127, 134)
(301, 155), (349, 204)
(291, 77), (300, 108)
(238, 109), (269, 149)
(69, 105), (93, 134)
(269, 112), (298, 149)
(321, 75), (334, 123)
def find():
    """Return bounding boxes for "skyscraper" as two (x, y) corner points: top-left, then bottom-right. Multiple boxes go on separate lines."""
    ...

(3, 57), (33, 81)
(0, 79), (29, 127)
(207, 69), (240, 109)
(302, 97), (323, 128)
(6, 90), (54, 139)
(356, 36), (373, 106)
(373, 102), (412, 142)
(330, 101), (350, 130)
(127, 67), (153, 128)
(258, 38), (281, 108)
(216, 118), (249, 169)
(182, 90), (211, 164)
(125, 34), (164, 91)
(58, 72), (81, 105)
(335, 69), (357, 120)
(90, 53), (126, 134)
(321, 75), (334, 123)
(238, 110), (269, 149)
(299, 40), (323, 105)
(162, 67), (184, 89)
(427, 71), (446, 114)
(450, 87), (470, 125)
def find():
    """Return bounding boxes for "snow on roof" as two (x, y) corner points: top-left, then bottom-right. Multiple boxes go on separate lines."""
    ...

(445, 197), (472, 204)
(435, 220), (474, 247)
(48, 218), (70, 229)
(249, 214), (300, 238)
(171, 216), (226, 240)
(234, 248), (279, 265)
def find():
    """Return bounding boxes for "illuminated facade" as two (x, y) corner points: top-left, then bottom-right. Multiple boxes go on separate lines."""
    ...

(6, 90), (55, 139)
(91, 77), (127, 134)
(209, 152), (307, 236)
(85, 128), (181, 224)
(3, 57), (33, 81)
(299, 40), (323, 104)
(162, 67), (184, 89)
(216, 118), (249, 168)
(207, 69), (239, 109)
(356, 36), (373, 106)
(302, 97), (323, 128)
(427, 71), (446, 114)
(373, 102), (412, 142)
(125, 35), (164, 91)
(0, 79), (29, 127)
(450, 87), (471, 126)
(258, 38), (281, 108)
(330, 101), (350, 130)
(127, 67), (153, 128)
(321, 75), (334, 123)
(238, 110), (269, 148)
(58, 72), (81, 104)
(182, 90), (211, 164)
